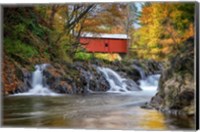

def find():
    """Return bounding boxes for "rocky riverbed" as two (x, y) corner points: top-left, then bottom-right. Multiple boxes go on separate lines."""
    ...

(3, 58), (162, 95)
(3, 45), (195, 118)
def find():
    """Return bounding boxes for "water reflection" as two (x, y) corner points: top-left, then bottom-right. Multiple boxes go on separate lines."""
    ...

(3, 94), (195, 130)
(139, 109), (167, 130)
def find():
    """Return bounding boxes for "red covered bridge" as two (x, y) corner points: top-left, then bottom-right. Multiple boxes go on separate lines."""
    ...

(79, 33), (128, 54)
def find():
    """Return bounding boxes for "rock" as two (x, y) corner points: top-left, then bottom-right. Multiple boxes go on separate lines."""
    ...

(54, 81), (73, 94)
(3, 55), (162, 96)
(2, 55), (33, 95)
(40, 62), (111, 94)
(123, 79), (141, 91)
(43, 65), (74, 94)
(141, 102), (154, 109)
(121, 66), (142, 82)
(149, 72), (195, 116)
(88, 72), (110, 92)
(77, 64), (110, 92)
(148, 37), (195, 116)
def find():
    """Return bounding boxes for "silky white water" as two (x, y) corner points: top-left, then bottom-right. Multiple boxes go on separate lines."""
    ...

(139, 74), (160, 91)
(139, 74), (161, 96)
(97, 67), (130, 93)
(13, 64), (58, 96)
(97, 67), (160, 95)
(13, 65), (160, 96)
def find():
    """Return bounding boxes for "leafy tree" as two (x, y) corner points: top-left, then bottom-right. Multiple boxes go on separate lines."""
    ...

(82, 4), (128, 34)
(130, 2), (195, 61)
(3, 4), (129, 63)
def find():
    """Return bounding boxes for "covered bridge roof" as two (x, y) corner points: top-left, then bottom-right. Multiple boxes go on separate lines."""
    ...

(81, 33), (128, 39)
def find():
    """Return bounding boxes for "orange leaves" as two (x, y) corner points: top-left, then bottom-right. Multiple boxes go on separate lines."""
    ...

(183, 23), (194, 40)
(140, 6), (152, 25)
(162, 46), (171, 54)
(131, 2), (194, 61)
(82, 4), (128, 34)
(3, 56), (21, 94)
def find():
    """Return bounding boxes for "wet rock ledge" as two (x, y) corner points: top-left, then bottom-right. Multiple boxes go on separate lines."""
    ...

(42, 62), (111, 94)
(142, 37), (195, 117)
(3, 58), (162, 95)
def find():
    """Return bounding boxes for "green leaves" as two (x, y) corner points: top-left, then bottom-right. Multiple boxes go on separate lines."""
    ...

(4, 38), (38, 59)
(15, 24), (26, 34)
(74, 52), (93, 61)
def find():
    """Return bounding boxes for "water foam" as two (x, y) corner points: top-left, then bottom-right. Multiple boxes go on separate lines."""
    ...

(97, 67), (160, 95)
(13, 64), (59, 96)
(98, 67), (139, 93)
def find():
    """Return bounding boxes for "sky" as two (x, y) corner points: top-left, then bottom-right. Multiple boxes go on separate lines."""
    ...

(133, 2), (143, 29)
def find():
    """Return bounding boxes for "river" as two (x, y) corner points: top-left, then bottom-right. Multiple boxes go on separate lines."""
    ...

(3, 92), (194, 130)
(2, 65), (195, 130)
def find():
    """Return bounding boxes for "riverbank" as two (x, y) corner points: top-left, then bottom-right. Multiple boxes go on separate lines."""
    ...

(3, 57), (162, 96)
(3, 50), (195, 118)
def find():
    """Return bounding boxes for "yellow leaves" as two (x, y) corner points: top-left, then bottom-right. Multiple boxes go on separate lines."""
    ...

(94, 53), (122, 61)
(131, 3), (194, 61)
(138, 50), (149, 56)
(150, 48), (160, 54)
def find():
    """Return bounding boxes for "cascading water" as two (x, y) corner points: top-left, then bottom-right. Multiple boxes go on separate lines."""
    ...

(139, 74), (160, 95)
(14, 64), (58, 96)
(139, 74), (160, 91)
(97, 67), (160, 95)
(97, 67), (141, 93)
(132, 64), (161, 95)
(13, 63), (160, 96)
(132, 64), (146, 79)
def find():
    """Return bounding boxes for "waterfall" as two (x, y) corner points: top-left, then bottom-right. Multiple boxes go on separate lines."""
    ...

(131, 64), (161, 94)
(97, 67), (141, 93)
(97, 67), (160, 95)
(139, 74), (161, 95)
(14, 64), (58, 96)
(139, 74), (160, 91)
(13, 63), (160, 96)
(132, 64), (146, 79)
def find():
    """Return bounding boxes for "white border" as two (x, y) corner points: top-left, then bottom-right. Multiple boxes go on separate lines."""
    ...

(0, 0), (199, 132)
(0, 0), (198, 4)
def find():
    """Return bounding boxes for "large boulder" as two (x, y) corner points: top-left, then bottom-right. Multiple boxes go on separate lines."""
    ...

(14, 68), (32, 93)
(42, 62), (110, 94)
(149, 72), (194, 116)
(43, 64), (75, 94)
(123, 79), (142, 91)
(74, 63), (110, 93)
(145, 37), (195, 116)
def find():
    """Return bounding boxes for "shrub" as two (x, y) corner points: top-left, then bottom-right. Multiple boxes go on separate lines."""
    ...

(4, 38), (38, 59)
(74, 52), (93, 61)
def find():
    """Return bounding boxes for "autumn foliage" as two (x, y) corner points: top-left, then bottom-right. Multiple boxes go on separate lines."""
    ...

(3, 3), (195, 63)
(130, 3), (195, 61)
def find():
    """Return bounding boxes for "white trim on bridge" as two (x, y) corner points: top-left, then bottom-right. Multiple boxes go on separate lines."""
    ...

(81, 33), (129, 39)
